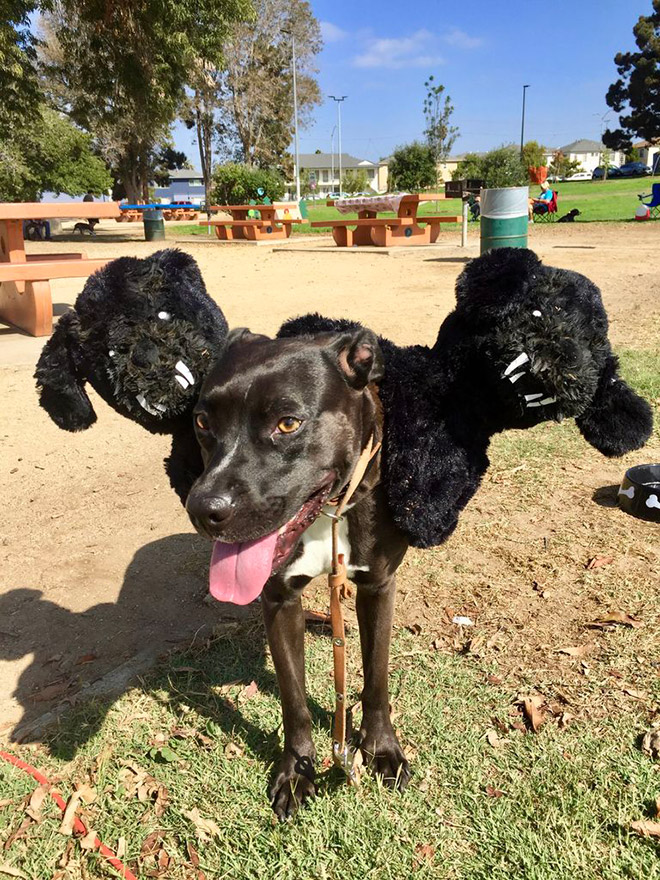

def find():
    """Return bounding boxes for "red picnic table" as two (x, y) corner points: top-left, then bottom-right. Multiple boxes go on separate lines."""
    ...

(311, 193), (462, 247)
(201, 203), (308, 242)
(0, 201), (120, 336)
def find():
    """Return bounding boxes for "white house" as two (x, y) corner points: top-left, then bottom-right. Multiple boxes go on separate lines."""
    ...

(633, 139), (660, 172)
(545, 139), (626, 175)
(289, 153), (381, 198)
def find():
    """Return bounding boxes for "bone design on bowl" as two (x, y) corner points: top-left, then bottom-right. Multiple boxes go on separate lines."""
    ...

(617, 464), (660, 523)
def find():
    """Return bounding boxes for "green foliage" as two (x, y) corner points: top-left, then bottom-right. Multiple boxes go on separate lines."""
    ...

(625, 145), (641, 161)
(604, 0), (660, 148)
(0, 0), (41, 129)
(0, 106), (112, 201)
(548, 150), (584, 181)
(522, 140), (547, 169)
(211, 163), (285, 204)
(454, 146), (527, 188)
(388, 142), (437, 191)
(342, 169), (369, 194)
(423, 74), (458, 163)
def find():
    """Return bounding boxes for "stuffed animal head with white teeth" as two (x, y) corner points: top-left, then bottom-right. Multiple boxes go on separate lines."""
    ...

(35, 249), (228, 434)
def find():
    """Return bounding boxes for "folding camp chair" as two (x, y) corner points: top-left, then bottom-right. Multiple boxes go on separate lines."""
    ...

(638, 183), (660, 219)
(533, 190), (558, 222)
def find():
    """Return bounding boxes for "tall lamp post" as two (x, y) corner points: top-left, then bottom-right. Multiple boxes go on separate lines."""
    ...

(330, 125), (336, 194)
(329, 95), (347, 194)
(520, 84), (530, 156)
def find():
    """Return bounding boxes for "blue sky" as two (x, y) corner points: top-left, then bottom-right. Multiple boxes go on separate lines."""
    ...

(173, 0), (651, 165)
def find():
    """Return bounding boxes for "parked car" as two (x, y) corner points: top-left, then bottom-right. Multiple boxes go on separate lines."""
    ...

(617, 161), (652, 177)
(592, 165), (622, 179)
(566, 171), (592, 181)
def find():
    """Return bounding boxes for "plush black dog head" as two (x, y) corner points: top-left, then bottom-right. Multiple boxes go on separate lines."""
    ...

(436, 248), (652, 451)
(186, 327), (383, 605)
(35, 249), (228, 434)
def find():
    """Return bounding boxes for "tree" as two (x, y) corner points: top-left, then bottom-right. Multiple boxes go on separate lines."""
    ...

(423, 75), (458, 167)
(388, 143), (437, 191)
(603, 0), (660, 150)
(40, 0), (251, 200)
(0, 106), (112, 201)
(521, 140), (547, 169)
(0, 1), (42, 129)
(211, 163), (285, 204)
(453, 145), (527, 188)
(342, 169), (369, 194)
(452, 152), (484, 180)
(548, 150), (583, 181)
(216, 0), (322, 168)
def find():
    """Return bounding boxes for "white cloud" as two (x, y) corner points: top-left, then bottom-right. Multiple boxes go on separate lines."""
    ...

(320, 21), (347, 43)
(353, 29), (444, 70)
(442, 27), (483, 49)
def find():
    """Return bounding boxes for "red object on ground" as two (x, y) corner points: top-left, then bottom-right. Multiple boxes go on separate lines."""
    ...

(0, 749), (137, 880)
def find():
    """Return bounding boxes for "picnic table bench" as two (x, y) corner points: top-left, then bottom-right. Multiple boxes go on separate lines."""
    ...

(0, 201), (120, 336)
(116, 203), (199, 222)
(311, 194), (462, 247)
(201, 203), (308, 241)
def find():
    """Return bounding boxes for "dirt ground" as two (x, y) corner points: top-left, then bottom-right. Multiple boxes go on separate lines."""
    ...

(1, 221), (658, 739)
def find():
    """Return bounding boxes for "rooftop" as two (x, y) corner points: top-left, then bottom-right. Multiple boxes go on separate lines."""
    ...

(558, 139), (604, 153)
(298, 152), (376, 169)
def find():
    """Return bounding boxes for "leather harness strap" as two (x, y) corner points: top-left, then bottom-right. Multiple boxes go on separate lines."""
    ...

(326, 434), (381, 783)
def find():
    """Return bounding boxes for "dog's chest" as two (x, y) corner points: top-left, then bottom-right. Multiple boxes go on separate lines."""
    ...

(284, 508), (368, 581)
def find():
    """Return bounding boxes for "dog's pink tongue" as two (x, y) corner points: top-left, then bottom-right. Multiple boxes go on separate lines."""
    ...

(209, 531), (279, 606)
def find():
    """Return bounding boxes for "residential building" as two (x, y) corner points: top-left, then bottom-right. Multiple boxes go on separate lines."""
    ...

(549, 139), (626, 174)
(633, 139), (660, 172)
(154, 168), (205, 205)
(289, 153), (381, 198)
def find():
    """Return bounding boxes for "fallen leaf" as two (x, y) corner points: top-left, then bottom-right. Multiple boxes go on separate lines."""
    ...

(75, 653), (97, 665)
(25, 785), (48, 822)
(148, 745), (178, 764)
(79, 828), (97, 850)
(588, 611), (643, 629)
(406, 622), (422, 636)
(487, 674), (503, 685)
(183, 808), (221, 842)
(0, 864), (28, 879)
(224, 742), (243, 759)
(622, 687), (648, 701)
(75, 783), (96, 804)
(3, 818), (32, 851)
(558, 712), (574, 729)
(414, 843), (435, 863)
(522, 696), (546, 733)
(304, 610), (331, 627)
(116, 837), (126, 859)
(187, 841), (200, 867)
(240, 680), (258, 702)
(586, 555), (614, 570)
(140, 830), (165, 858)
(486, 729), (501, 748)
(485, 785), (504, 798)
(642, 723), (660, 759)
(58, 792), (82, 836)
(631, 819), (660, 838)
(31, 679), (71, 702)
(556, 644), (593, 658)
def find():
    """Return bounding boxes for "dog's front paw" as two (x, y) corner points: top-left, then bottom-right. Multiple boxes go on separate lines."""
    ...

(358, 723), (411, 789)
(269, 751), (316, 821)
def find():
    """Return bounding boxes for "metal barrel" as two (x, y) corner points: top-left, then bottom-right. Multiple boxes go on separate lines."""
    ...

(143, 208), (166, 242)
(480, 186), (529, 254)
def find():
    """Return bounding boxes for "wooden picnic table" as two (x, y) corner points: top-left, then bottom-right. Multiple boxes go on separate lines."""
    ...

(201, 203), (308, 242)
(311, 193), (462, 247)
(0, 201), (120, 336)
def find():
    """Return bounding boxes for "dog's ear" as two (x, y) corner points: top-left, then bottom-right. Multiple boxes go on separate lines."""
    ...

(34, 311), (96, 431)
(225, 327), (269, 348)
(575, 354), (653, 456)
(330, 329), (384, 389)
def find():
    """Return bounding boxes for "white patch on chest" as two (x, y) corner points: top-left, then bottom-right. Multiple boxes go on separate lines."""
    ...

(283, 507), (369, 581)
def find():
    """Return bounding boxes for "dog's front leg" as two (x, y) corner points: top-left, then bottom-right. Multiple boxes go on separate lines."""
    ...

(262, 582), (316, 820)
(356, 577), (411, 788)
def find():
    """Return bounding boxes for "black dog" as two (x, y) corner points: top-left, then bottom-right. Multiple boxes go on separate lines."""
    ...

(557, 209), (581, 223)
(185, 328), (410, 820)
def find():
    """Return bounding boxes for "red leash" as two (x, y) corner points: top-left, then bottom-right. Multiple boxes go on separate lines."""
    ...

(0, 749), (137, 880)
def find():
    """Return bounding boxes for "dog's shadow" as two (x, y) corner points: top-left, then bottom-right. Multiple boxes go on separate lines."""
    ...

(0, 534), (331, 774)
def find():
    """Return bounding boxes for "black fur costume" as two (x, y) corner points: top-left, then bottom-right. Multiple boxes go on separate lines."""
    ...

(35, 248), (228, 500)
(35, 247), (652, 548)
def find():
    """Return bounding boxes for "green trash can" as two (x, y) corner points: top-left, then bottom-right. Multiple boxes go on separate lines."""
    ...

(480, 186), (529, 254)
(143, 208), (165, 242)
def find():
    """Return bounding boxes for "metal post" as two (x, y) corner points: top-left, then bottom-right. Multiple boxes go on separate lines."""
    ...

(330, 125), (336, 194)
(461, 198), (468, 247)
(520, 84), (530, 156)
(329, 96), (347, 195)
(292, 35), (301, 202)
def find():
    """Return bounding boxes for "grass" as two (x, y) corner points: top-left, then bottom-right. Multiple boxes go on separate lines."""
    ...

(1, 346), (659, 879)
(173, 177), (660, 238)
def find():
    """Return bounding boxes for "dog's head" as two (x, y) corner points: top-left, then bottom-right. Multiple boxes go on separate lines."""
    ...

(185, 327), (384, 605)
(435, 248), (652, 450)
(35, 249), (228, 434)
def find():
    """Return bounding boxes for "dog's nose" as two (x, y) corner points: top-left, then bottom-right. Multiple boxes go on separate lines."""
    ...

(187, 494), (234, 537)
(131, 339), (159, 368)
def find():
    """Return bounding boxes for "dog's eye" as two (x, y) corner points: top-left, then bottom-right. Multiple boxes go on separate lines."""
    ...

(158, 311), (171, 321)
(277, 417), (302, 434)
(195, 413), (209, 431)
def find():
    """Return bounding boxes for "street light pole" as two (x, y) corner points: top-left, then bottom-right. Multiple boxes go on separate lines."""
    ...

(329, 95), (347, 193)
(520, 84), (530, 156)
(292, 34), (301, 202)
(330, 125), (336, 194)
